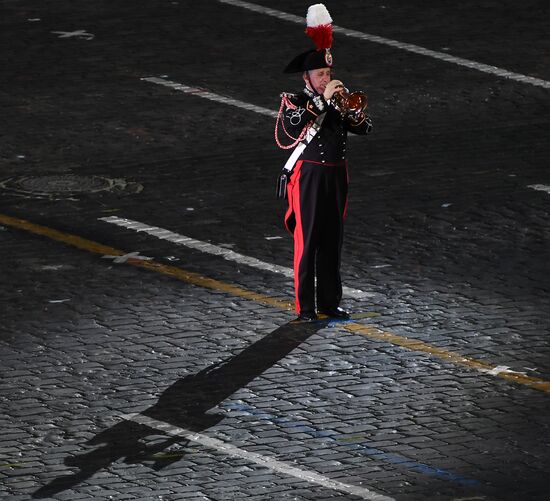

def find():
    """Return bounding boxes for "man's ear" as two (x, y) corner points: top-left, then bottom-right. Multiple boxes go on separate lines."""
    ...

(303, 72), (314, 91)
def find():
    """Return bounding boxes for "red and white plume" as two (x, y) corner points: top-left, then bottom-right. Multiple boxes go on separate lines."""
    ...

(305, 4), (333, 50)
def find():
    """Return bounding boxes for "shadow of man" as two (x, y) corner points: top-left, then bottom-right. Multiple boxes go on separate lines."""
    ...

(33, 320), (325, 498)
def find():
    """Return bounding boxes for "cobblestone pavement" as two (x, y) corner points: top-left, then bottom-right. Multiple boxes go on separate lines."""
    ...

(1, 1), (549, 500)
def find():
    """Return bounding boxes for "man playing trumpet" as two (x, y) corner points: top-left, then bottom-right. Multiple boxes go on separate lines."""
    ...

(275, 3), (373, 322)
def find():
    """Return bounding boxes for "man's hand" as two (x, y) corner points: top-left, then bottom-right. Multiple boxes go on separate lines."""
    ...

(323, 79), (345, 101)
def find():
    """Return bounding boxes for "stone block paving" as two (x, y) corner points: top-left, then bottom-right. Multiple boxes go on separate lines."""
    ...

(1, 217), (549, 500)
(2, 0), (550, 500)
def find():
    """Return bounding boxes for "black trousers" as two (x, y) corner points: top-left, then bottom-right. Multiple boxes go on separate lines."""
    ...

(285, 160), (348, 314)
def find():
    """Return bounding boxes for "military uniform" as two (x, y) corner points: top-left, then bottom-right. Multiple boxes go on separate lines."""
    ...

(281, 87), (372, 318)
(276, 3), (373, 320)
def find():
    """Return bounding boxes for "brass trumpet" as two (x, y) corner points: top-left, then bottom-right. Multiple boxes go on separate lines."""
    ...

(331, 88), (368, 120)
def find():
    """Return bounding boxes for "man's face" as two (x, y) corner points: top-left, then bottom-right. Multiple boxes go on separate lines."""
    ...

(304, 67), (332, 94)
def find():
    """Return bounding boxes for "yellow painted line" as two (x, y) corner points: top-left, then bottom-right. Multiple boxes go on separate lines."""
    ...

(343, 323), (550, 393)
(1, 213), (549, 393)
(336, 435), (368, 444)
(133, 259), (292, 311)
(0, 213), (292, 311)
(0, 214), (125, 257)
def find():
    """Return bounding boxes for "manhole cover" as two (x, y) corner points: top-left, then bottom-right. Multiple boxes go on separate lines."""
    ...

(0, 174), (143, 200)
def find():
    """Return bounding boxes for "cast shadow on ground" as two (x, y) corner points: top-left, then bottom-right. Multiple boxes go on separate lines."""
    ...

(33, 320), (325, 498)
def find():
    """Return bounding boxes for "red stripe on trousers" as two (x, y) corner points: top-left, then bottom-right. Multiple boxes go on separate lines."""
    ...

(284, 161), (305, 314)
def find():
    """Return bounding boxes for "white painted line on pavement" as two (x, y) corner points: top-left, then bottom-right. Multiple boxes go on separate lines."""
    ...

(141, 77), (278, 118)
(102, 251), (153, 264)
(99, 215), (375, 299)
(217, 0), (550, 90)
(51, 29), (95, 40)
(123, 412), (395, 501)
(527, 184), (550, 195)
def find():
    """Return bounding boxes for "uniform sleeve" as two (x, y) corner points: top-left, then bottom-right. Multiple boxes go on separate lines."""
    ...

(345, 113), (373, 135)
(282, 93), (328, 139)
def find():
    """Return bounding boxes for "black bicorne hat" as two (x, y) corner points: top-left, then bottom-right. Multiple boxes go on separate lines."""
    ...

(283, 48), (333, 73)
(284, 4), (334, 74)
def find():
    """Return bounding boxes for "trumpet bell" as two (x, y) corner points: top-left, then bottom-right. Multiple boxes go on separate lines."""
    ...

(347, 92), (368, 114)
(332, 90), (368, 119)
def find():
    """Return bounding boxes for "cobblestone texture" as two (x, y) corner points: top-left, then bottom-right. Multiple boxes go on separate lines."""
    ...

(1, 0), (549, 500)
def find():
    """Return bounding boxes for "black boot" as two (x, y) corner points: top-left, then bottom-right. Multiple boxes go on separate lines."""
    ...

(297, 311), (318, 322)
(318, 307), (350, 320)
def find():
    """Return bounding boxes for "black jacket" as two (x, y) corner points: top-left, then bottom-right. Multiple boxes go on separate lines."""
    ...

(282, 87), (372, 164)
